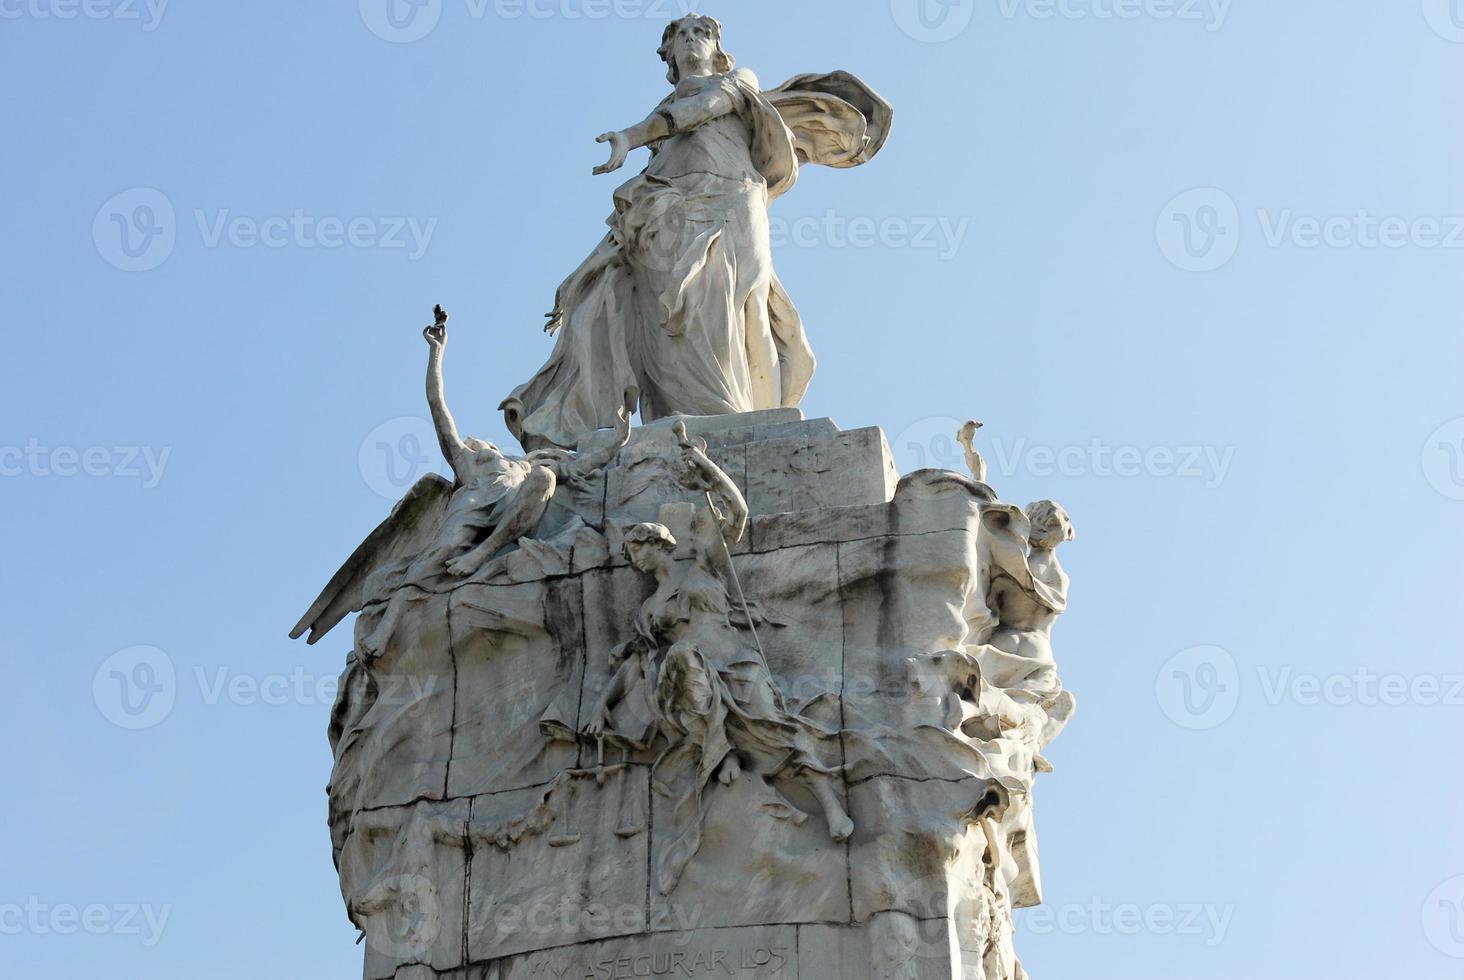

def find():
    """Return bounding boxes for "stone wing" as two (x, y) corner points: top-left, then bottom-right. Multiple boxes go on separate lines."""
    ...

(290, 474), (454, 645)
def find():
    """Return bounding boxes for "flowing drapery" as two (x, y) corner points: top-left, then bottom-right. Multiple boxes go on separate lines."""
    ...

(501, 71), (892, 451)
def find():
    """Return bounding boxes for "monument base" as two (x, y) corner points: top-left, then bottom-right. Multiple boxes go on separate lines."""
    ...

(325, 412), (1064, 980)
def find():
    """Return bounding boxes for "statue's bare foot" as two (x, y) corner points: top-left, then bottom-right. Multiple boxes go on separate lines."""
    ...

(827, 808), (854, 842)
(445, 553), (481, 578)
(358, 630), (385, 663)
(717, 755), (743, 785)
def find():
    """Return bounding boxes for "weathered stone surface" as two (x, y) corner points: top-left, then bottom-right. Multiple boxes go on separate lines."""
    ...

(799, 915), (966, 980)
(466, 769), (651, 962)
(340, 799), (469, 979)
(311, 408), (1072, 980)
(333, 591), (456, 823)
(650, 757), (852, 935)
(446, 583), (581, 799)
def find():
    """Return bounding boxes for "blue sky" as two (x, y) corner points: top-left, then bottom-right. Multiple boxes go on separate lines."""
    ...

(2, 1), (1462, 977)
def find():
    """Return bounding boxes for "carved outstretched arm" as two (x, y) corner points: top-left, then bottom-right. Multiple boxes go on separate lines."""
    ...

(423, 308), (470, 475)
(570, 409), (633, 474)
(673, 423), (748, 548)
(594, 71), (755, 175)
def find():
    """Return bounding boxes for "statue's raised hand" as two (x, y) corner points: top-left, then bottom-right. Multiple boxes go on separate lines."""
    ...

(423, 304), (448, 349)
(593, 131), (630, 176)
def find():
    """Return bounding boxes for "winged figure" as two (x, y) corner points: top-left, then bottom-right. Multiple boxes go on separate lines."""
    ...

(291, 307), (629, 654)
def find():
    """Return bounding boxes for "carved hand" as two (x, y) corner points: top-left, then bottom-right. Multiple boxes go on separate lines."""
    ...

(593, 131), (631, 176)
(583, 703), (611, 738)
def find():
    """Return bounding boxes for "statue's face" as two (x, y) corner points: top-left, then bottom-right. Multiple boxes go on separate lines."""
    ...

(668, 19), (717, 71)
(626, 541), (661, 573)
(1029, 505), (1073, 548)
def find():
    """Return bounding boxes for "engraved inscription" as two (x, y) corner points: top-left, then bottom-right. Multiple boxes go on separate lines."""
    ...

(524, 944), (792, 979)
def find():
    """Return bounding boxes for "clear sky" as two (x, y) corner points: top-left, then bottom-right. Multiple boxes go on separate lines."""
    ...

(3, 1), (1462, 977)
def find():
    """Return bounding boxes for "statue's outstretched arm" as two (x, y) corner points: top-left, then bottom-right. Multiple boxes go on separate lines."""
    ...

(673, 422), (748, 548)
(422, 306), (471, 476)
(593, 71), (755, 176)
(569, 409), (633, 473)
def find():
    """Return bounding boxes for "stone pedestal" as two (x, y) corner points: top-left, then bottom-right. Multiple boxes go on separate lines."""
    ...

(323, 411), (1068, 980)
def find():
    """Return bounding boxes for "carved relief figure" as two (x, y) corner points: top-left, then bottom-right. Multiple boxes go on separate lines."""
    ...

(959, 419), (988, 484)
(502, 14), (893, 450)
(576, 426), (853, 893)
(979, 500), (1077, 750)
(291, 306), (629, 651)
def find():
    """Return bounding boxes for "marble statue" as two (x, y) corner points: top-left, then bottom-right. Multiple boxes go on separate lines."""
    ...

(959, 419), (988, 484)
(290, 305), (628, 652)
(501, 14), (893, 451)
(291, 21), (1082, 980)
(976, 496), (1077, 754)
(573, 423), (854, 893)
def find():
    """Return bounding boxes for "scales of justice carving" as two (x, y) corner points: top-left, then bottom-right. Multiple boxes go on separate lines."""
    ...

(292, 16), (1077, 980)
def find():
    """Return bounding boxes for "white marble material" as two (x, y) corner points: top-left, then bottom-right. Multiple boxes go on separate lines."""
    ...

(293, 22), (1078, 980)
(302, 406), (1074, 979)
(500, 15), (893, 452)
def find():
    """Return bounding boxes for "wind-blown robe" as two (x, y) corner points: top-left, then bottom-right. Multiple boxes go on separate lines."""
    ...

(501, 70), (892, 451)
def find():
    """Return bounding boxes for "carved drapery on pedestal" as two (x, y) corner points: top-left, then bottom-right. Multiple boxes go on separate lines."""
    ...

(301, 410), (1075, 980)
